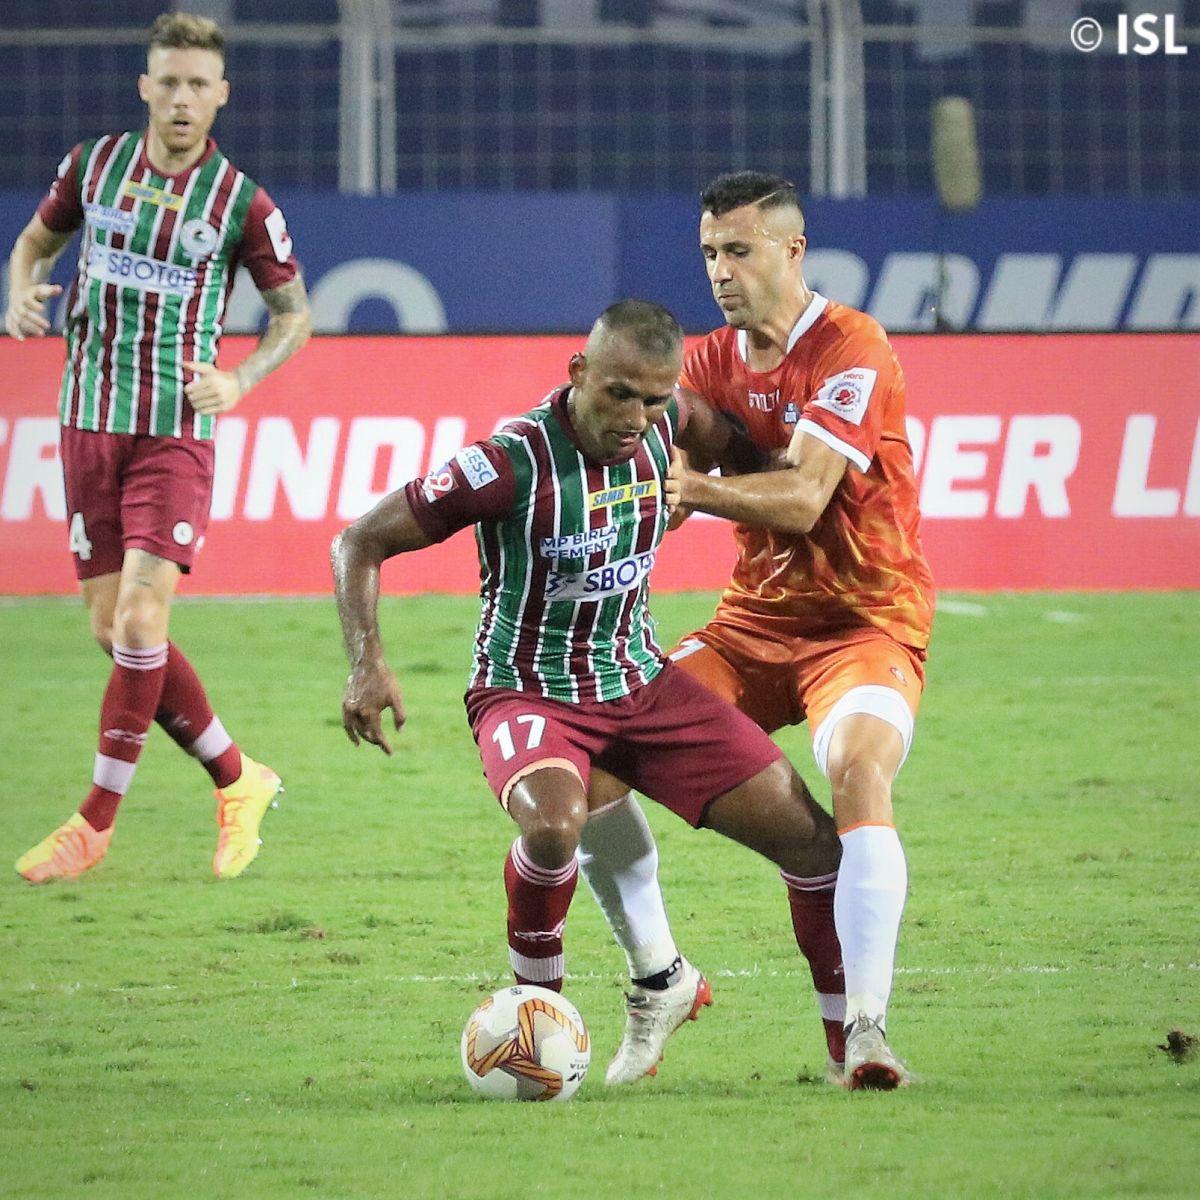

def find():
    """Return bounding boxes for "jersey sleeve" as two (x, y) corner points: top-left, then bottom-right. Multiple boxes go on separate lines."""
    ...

(679, 341), (716, 407)
(36, 144), (86, 234)
(403, 441), (516, 543)
(236, 186), (300, 293)
(796, 329), (896, 472)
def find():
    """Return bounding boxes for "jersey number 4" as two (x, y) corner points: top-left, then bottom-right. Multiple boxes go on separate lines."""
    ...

(69, 512), (93, 561)
(492, 715), (547, 761)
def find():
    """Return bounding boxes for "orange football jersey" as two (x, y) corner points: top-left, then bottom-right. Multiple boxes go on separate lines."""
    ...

(680, 293), (935, 650)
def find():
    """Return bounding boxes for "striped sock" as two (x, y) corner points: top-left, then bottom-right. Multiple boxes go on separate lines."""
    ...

(79, 643), (169, 832)
(156, 643), (243, 789)
(504, 837), (579, 991)
(782, 867), (847, 1062)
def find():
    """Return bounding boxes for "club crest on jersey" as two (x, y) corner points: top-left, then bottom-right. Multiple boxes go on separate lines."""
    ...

(811, 368), (876, 426)
(179, 218), (218, 260)
(544, 550), (656, 602)
(122, 180), (184, 211)
(539, 524), (619, 560)
(588, 481), (657, 511)
(782, 402), (800, 425)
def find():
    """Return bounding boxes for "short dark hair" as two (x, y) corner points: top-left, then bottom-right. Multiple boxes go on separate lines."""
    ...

(148, 12), (226, 60)
(594, 299), (683, 360)
(700, 171), (803, 223)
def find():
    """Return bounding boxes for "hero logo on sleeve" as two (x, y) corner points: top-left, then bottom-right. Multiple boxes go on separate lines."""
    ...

(421, 467), (456, 503)
(811, 368), (877, 426)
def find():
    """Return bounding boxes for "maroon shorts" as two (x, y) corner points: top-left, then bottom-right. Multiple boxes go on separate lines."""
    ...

(465, 661), (783, 827)
(60, 426), (215, 580)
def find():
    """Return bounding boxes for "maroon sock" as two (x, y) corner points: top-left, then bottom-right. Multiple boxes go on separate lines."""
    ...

(155, 642), (242, 789)
(504, 838), (578, 992)
(783, 869), (847, 1063)
(79, 643), (169, 832)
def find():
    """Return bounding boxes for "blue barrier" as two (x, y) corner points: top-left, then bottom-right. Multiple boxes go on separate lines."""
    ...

(2, 189), (1197, 333)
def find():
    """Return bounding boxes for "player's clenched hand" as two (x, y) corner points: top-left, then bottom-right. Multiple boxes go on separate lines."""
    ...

(182, 359), (244, 415)
(665, 449), (698, 530)
(665, 450), (685, 509)
(342, 661), (407, 755)
(4, 283), (62, 340)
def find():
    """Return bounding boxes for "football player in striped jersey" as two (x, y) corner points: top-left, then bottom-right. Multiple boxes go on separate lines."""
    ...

(7, 12), (311, 883)
(333, 300), (845, 1085)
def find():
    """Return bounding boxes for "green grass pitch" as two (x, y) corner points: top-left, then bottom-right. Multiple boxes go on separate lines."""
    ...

(1, 591), (1197, 1199)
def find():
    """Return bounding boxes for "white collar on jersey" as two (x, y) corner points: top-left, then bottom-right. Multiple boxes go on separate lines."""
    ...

(735, 291), (829, 365)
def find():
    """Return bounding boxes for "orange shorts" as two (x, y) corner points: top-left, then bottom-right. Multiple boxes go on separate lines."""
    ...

(669, 615), (925, 777)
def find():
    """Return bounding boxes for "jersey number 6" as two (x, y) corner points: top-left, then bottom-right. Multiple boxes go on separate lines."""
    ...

(492, 715), (547, 761)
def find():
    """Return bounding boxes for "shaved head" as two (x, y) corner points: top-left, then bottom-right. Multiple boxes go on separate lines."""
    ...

(586, 299), (683, 362)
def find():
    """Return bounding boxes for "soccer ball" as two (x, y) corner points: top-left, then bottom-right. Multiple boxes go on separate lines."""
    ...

(460, 984), (591, 1102)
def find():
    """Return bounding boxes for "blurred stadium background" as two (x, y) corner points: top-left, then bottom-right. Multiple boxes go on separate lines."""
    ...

(2, 0), (1197, 594)
(4, 0), (1199, 197)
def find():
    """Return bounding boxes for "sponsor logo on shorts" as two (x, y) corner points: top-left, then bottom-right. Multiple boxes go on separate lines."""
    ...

(811, 368), (877, 426)
(455, 445), (499, 490)
(587, 481), (657, 511)
(421, 466), (456, 503)
(544, 549), (655, 601)
(85, 245), (197, 297)
(122, 180), (184, 211)
(178, 218), (218, 260)
(539, 524), (619, 560)
(84, 202), (136, 237)
(172, 521), (194, 546)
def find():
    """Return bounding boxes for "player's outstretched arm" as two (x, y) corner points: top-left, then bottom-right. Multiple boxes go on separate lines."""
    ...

(183, 277), (312, 415)
(332, 489), (435, 755)
(668, 427), (848, 535)
(4, 214), (70, 340)
(674, 386), (766, 476)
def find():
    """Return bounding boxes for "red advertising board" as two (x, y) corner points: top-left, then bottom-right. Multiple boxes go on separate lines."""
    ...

(1, 334), (1197, 594)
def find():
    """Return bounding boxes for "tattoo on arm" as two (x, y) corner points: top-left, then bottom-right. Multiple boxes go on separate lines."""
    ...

(234, 277), (312, 394)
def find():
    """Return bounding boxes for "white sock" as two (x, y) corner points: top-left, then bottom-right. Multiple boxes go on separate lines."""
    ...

(834, 824), (908, 1028)
(575, 794), (679, 980)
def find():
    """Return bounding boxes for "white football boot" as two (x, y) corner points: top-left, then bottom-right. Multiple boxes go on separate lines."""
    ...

(605, 958), (713, 1085)
(843, 1011), (911, 1091)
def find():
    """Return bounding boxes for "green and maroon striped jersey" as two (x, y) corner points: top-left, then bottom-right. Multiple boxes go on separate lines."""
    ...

(37, 132), (298, 440)
(405, 388), (686, 703)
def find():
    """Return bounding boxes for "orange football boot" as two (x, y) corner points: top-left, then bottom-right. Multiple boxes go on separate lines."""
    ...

(16, 813), (113, 883)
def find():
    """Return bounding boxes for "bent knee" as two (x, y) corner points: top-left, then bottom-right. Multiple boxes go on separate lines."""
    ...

(113, 594), (170, 646)
(827, 754), (893, 803)
(90, 621), (115, 655)
(521, 812), (586, 867)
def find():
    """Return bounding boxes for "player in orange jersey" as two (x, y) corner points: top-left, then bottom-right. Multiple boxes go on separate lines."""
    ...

(580, 171), (934, 1090)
